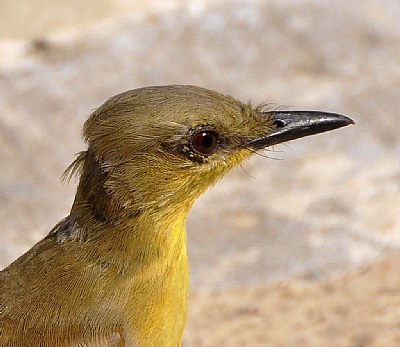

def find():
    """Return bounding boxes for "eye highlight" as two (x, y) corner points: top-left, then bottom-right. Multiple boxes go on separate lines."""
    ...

(190, 130), (219, 156)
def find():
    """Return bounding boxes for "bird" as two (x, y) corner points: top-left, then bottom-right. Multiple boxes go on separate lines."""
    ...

(0, 85), (353, 346)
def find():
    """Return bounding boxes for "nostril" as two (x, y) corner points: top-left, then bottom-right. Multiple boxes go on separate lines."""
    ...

(273, 119), (285, 128)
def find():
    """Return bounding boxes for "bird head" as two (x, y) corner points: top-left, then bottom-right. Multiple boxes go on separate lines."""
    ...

(70, 85), (352, 222)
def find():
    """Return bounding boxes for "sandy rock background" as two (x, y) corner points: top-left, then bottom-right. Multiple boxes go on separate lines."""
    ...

(0, 1), (399, 345)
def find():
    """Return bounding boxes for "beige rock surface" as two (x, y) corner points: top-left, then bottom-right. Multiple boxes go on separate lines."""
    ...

(185, 254), (400, 346)
(0, 1), (399, 345)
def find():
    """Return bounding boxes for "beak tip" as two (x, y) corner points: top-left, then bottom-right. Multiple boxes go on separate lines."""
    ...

(341, 115), (355, 126)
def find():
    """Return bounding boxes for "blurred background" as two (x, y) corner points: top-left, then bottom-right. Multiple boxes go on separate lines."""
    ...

(0, 1), (399, 345)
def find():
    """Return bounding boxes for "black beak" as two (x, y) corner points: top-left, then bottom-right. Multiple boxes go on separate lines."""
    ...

(248, 111), (354, 149)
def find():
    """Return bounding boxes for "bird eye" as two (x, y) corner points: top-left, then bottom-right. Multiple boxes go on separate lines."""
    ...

(190, 130), (219, 156)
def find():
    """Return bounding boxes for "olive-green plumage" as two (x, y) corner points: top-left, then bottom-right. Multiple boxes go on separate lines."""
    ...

(0, 85), (353, 346)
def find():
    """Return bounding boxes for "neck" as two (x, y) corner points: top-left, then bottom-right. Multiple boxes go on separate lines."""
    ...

(64, 150), (188, 270)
